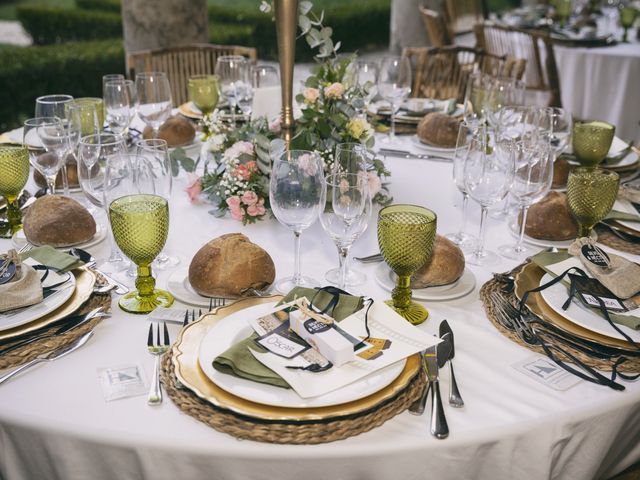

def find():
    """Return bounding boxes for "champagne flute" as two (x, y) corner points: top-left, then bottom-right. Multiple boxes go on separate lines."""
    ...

(0, 144), (29, 238)
(498, 141), (553, 260)
(23, 117), (66, 195)
(377, 204), (437, 325)
(215, 55), (249, 127)
(107, 152), (174, 313)
(269, 150), (326, 293)
(377, 56), (412, 141)
(187, 75), (220, 116)
(567, 168), (620, 238)
(135, 72), (172, 136)
(320, 173), (371, 290)
(356, 60), (379, 116)
(104, 79), (138, 137)
(464, 127), (516, 266)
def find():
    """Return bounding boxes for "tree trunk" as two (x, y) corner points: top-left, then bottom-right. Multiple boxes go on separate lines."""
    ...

(390, 0), (431, 54)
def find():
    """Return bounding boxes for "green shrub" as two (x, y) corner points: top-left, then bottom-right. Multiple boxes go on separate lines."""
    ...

(0, 40), (125, 131)
(210, 23), (255, 46)
(76, 0), (122, 13)
(16, 5), (122, 45)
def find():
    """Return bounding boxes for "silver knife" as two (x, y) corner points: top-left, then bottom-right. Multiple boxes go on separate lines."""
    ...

(425, 345), (449, 439)
(378, 148), (451, 163)
(439, 321), (464, 408)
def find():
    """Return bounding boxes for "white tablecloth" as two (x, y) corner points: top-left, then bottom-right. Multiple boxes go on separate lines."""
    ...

(554, 40), (640, 143)
(1, 135), (639, 480)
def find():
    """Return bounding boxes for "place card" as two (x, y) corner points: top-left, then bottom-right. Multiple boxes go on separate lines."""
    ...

(512, 355), (582, 391)
(97, 364), (147, 401)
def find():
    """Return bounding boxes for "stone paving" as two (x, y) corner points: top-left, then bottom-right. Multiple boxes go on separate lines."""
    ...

(0, 20), (32, 46)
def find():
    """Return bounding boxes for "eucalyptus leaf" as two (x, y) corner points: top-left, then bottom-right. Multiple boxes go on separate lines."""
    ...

(299, 15), (312, 34)
(299, 0), (313, 15)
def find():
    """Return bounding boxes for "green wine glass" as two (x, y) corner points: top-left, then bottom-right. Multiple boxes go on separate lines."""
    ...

(377, 204), (437, 325)
(187, 75), (220, 115)
(0, 143), (30, 238)
(109, 194), (173, 314)
(572, 121), (615, 167)
(567, 168), (619, 238)
(620, 7), (637, 43)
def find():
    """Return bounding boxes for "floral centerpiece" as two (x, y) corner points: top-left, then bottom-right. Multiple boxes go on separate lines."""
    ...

(181, 0), (391, 225)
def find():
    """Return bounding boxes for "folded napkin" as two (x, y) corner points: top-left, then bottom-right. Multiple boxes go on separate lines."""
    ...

(605, 210), (640, 223)
(0, 250), (43, 313)
(212, 287), (364, 388)
(21, 246), (84, 273)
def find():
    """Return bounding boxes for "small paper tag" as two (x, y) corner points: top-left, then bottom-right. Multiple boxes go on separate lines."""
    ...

(255, 321), (310, 359)
(97, 364), (147, 401)
(512, 356), (582, 391)
(0, 261), (16, 285)
(581, 244), (611, 268)
(569, 274), (627, 312)
(148, 308), (189, 324)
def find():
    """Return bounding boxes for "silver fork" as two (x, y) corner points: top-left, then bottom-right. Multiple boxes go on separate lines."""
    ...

(147, 322), (170, 406)
(18, 243), (34, 255)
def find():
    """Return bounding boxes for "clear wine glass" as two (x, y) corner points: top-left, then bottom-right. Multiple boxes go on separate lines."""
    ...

(320, 173), (370, 290)
(463, 126), (516, 266)
(356, 60), (379, 116)
(77, 133), (128, 273)
(463, 72), (490, 127)
(498, 140), (553, 260)
(135, 72), (172, 136)
(269, 150), (326, 293)
(104, 79), (138, 138)
(102, 74), (125, 96)
(548, 107), (572, 157)
(215, 55), (250, 127)
(252, 64), (279, 88)
(23, 117), (66, 195)
(377, 56), (412, 141)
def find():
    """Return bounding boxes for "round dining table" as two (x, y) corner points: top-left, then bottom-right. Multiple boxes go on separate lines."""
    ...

(0, 132), (639, 480)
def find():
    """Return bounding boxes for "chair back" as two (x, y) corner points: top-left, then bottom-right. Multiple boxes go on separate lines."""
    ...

(127, 43), (258, 106)
(419, 6), (453, 47)
(444, 0), (485, 35)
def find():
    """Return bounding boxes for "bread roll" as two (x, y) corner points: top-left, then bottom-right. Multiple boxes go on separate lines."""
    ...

(34, 155), (82, 189)
(143, 115), (195, 147)
(23, 196), (97, 247)
(552, 157), (571, 190)
(188, 233), (275, 297)
(417, 112), (459, 148)
(410, 235), (465, 288)
(522, 191), (578, 241)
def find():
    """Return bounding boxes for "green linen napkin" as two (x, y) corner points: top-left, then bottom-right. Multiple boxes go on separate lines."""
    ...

(531, 251), (640, 330)
(212, 287), (365, 388)
(605, 210), (640, 223)
(20, 246), (84, 273)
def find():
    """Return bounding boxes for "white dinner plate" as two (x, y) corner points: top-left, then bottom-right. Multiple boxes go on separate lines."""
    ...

(409, 135), (457, 157)
(12, 222), (107, 251)
(508, 220), (597, 248)
(0, 261), (75, 332)
(197, 302), (406, 408)
(374, 263), (476, 301)
(612, 199), (640, 234)
(539, 273), (640, 343)
(567, 136), (639, 169)
(178, 101), (243, 122)
(167, 267), (237, 307)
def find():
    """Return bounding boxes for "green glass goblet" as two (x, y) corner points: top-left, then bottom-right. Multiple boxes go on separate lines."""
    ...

(0, 143), (30, 238)
(377, 204), (437, 325)
(188, 74), (220, 115)
(567, 168), (619, 238)
(109, 194), (174, 314)
(572, 121), (615, 167)
(620, 7), (637, 43)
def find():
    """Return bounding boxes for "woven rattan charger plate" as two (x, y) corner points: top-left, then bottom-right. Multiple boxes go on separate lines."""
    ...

(163, 295), (425, 444)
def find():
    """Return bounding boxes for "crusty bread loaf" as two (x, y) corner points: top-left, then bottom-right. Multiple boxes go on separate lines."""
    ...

(410, 235), (465, 288)
(522, 191), (578, 241)
(143, 115), (195, 147)
(188, 233), (275, 297)
(23, 196), (96, 247)
(416, 112), (459, 148)
(552, 157), (571, 190)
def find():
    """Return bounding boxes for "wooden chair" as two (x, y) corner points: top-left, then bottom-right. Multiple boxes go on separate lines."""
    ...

(474, 23), (562, 107)
(419, 6), (453, 47)
(444, 0), (486, 35)
(403, 45), (526, 103)
(127, 43), (258, 106)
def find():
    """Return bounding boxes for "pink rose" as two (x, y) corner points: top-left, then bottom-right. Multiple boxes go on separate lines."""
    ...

(269, 117), (282, 133)
(242, 191), (258, 205)
(324, 82), (345, 100)
(226, 196), (241, 208)
(298, 153), (320, 177)
(184, 173), (203, 204)
(303, 87), (320, 104)
(236, 141), (254, 155)
(230, 206), (244, 221)
(247, 204), (260, 216)
(367, 172), (382, 196)
(246, 160), (258, 172)
(235, 164), (250, 180)
(256, 203), (266, 215)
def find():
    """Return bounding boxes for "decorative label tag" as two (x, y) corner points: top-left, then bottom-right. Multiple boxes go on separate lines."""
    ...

(512, 356), (582, 391)
(97, 364), (147, 402)
(255, 321), (310, 359)
(581, 244), (611, 268)
(569, 274), (627, 312)
(0, 261), (16, 285)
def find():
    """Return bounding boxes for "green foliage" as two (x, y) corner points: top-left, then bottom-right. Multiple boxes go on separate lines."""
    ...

(75, 0), (121, 13)
(0, 39), (124, 131)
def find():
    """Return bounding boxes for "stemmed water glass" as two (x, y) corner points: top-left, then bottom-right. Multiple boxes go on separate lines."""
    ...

(463, 126), (516, 266)
(216, 55), (250, 127)
(356, 60), (379, 116)
(106, 152), (174, 313)
(77, 133), (128, 273)
(567, 168), (620, 238)
(0, 144), (29, 238)
(377, 56), (412, 141)
(187, 75), (220, 116)
(102, 74), (125, 96)
(104, 79), (138, 137)
(23, 117), (67, 195)
(498, 140), (554, 260)
(135, 72), (172, 136)
(269, 150), (326, 293)
(463, 73), (490, 127)
(572, 121), (615, 167)
(548, 107), (572, 157)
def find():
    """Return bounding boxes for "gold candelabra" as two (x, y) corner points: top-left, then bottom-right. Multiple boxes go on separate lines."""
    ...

(274, 0), (298, 147)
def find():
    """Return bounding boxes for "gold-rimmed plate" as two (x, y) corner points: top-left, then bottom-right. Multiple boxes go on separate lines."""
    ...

(172, 295), (422, 421)
(514, 262), (635, 350)
(0, 268), (96, 342)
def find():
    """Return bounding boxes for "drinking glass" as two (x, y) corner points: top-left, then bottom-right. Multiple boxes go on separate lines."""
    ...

(377, 56), (412, 141)
(356, 60), (379, 115)
(620, 6), (637, 42)
(23, 117), (66, 195)
(107, 153), (173, 313)
(104, 79), (138, 137)
(572, 121), (616, 167)
(136, 72), (172, 136)
(252, 65), (280, 88)
(66, 99), (103, 138)
(187, 75), (220, 116)
(377, 204), (437, 325)
(498, 141), (553, 260)
(320, 173), (370, 289)
(464, 127), (516, 266)
(463, 73), (490, 127)
(269, 150), (326, 293)
(102, 74), (125, 96)
(548, 107), (572, 156)
(215, 55), (250, 127)
(567, 168), (620, 238)
(445, 121), (477, 251)
(77, 133), (128, 272)
(0, 144), (29, 237)
(73, 98), (105, 130)
(485, 77), (523, 128)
